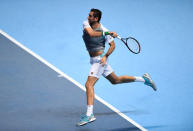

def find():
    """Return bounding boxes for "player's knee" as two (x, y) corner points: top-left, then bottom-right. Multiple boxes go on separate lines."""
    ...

(85, 82), (93, 89)
(111, 81), (117, 85)
(111, 78), (120, 85)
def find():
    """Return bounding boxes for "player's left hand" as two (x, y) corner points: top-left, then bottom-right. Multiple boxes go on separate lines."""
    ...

(100, 55), (107, 66)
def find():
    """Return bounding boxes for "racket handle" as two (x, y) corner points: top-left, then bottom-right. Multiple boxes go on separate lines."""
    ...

(117, 35), (122, 40)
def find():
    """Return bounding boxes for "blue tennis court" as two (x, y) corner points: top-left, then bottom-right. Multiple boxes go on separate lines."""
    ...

(0, 31), (145, 130)
(0, 0), (193, 131)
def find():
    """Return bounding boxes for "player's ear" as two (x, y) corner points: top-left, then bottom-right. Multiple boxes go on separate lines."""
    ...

(95, 17), (99, 22)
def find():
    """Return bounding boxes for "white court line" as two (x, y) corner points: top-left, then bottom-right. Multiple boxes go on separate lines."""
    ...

(0, 29), (147, 131)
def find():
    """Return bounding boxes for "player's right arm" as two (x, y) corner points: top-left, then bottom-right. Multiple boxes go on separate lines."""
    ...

(83, 21), (117, 37)
(83, 20), (102, 37)
(84, 27), (102, 37)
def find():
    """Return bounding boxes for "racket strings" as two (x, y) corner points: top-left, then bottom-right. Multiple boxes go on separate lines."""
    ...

(127, 38), (140, 53)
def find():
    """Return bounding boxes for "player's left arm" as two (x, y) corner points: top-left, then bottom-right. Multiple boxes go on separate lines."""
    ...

(100, 41), (115, 66)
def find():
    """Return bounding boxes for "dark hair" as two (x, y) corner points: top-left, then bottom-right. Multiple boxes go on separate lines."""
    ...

(90, 8), (102, 22)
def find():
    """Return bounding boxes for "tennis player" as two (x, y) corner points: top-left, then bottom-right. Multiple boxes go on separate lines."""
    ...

(77, 8), (156, 126)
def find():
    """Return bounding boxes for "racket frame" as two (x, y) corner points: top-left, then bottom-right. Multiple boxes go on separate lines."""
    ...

(117, 35), (141, 54)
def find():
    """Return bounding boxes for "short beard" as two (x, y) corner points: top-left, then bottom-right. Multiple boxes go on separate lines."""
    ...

(89, 21), (98, 26)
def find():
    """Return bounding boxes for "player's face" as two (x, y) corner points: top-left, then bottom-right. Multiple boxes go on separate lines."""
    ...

(88, 11), (98, 24)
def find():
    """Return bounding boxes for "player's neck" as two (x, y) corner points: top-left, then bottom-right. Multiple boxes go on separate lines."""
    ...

(91, 22), (100, 29)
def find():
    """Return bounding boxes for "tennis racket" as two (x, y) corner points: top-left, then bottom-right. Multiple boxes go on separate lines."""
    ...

(117, 35), (141, 54)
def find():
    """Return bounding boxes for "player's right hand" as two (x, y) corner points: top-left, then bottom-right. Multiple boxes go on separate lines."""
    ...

(109, 32), (118, 38)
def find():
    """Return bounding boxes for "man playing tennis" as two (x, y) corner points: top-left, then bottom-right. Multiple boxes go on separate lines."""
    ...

(77, 8), (156, 126)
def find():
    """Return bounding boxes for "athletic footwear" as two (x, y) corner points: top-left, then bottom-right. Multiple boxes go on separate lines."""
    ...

(77, 114), (96, 126)
(143, 73), (157, 91)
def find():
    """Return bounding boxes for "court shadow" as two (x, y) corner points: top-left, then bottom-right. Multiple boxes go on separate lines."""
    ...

(95, 109), (149, 116)
(75, 129), (94, 131)
(109, 127), (140, 131)
(109, 125), (168, 131)
(144, 125), (169, 130)
(76, 126), (141, 131)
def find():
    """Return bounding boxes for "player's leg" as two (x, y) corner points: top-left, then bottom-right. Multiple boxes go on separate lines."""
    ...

(103, 64), (156, 91)
(105, 72), (143, 84)
(105, 72), (156, 91)
(85, 76), (98, 110)
(77, 76), (98, 126)
(77, 57), (103, 126)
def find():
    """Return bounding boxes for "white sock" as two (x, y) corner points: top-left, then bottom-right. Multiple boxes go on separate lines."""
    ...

(134, 76), (145, 82)
(86, 105), (93, 116)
